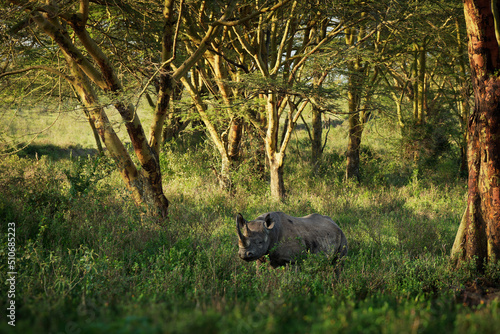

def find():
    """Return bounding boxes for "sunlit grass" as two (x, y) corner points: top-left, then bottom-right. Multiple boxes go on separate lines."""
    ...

(0, 102), (155, 153)
(1, 104), (498, 333)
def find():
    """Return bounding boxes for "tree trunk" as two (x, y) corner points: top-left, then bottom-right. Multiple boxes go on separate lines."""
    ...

(82, 107), (104, 155)
(451, 0), (500, 270)
(149, 47), (173, 153)
(456, 17), (471, 176)
(227, 117), (243, 162)
(412, 45), (419, 122)
(345, 114), (362, 181)
(417, 41), (427, 125)
(265, 91), (286, 200)
(64, 55), (145, 206)
(344, 22), (365, 182)
(210, 51), (243, 164)
(175, 67), (232, 189)
(269, 158), (285, 199)
(345, 58), (363, 182)
(114, 101), (169, 218)
(29, 7), (169, 218)
(311, 105), (323, 163)
(69, 8), (170, 218)
(148, 0), (175, 156)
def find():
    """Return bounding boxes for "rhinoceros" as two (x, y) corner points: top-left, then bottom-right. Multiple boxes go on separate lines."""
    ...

(236, 211), (348, 268)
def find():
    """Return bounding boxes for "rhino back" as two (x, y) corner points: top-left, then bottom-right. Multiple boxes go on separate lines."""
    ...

(270, 212), (346, 260)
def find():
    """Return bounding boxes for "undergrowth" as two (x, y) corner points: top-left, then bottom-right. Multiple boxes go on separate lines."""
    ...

(0, 133), (499, 333)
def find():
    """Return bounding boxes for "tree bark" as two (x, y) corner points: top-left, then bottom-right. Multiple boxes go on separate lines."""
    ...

(416, 41), (427, 125)
(344, 20), (366, 182)
(82, 107), (104, 155)
(345, 114), (362, 182)
(451, 0), (500, 270)
(456, 17), (471, 176)
(310, 70), (328, 164)
(269, 160), (285, 199)
(265, 91), (286, 199)
(227, 117), (243, 162)
(345, 57), (363, 182)
(311, 105), (322, 162)
(148, 0), (175, 157)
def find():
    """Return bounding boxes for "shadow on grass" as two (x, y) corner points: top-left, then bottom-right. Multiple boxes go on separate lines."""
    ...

(15, 143), (99, 161)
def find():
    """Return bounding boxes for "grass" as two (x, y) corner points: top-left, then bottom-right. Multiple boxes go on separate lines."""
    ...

(1, 107), (499, 333)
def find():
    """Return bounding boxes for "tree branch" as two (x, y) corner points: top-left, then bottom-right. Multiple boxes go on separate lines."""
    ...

(213, 0), (291, 27)
(0, 66), (72, 83)
(492, 0), (500, 48)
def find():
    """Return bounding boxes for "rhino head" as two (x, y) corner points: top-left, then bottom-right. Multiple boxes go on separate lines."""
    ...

(236, 213), (275, 262)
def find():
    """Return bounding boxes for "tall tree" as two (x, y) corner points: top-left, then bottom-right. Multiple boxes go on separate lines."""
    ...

(1, 0), (233, 218)
(230, 0), (347, 199)
(344, 14), (370, 181)
(336, 2), (385, 181)
(370, 0), (466, 167)
(2, 0), (165, 214)
(175, 1), (244, 189)
(451, 0), (500, 270)
(171, 1), (291, 190)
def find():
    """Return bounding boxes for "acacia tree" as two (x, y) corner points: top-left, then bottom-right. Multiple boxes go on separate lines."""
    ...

(174, 1), (248, 189)
(362, 1), (466, 169)
(343, 13), (372, 181)
(173, 0), (342, 198)
(168, 0), (295, 190)
(294, 7), (331, 166)
(328, 2), (391, 182)
(2, 0), (161, 212)
(451, 0), (500, 270)
(229, 0), (351, 199)
(1, 0), (233, 218)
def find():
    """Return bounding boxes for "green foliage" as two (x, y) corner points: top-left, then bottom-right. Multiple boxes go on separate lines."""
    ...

(1, 133), (498, 334)
(63, 155), (114, 197)
(0, 0), (488, 332)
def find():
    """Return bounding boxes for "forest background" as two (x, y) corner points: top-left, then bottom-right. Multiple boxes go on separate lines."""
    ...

(1, 1), (500, 333)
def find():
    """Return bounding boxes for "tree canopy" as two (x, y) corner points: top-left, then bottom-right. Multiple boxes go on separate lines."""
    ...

(0, 0), (469, 207)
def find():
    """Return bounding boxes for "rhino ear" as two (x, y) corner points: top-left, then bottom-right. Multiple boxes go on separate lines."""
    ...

(264, 214), (275, 230)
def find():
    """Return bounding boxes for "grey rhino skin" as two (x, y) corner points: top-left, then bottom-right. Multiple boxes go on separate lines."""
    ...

(237, 211), (348, 268)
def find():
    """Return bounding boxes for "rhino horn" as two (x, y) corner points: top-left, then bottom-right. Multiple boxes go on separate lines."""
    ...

(236, 213), (248, 241)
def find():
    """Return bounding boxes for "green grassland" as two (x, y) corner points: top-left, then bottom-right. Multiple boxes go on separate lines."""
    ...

(1, 107), (500, 333)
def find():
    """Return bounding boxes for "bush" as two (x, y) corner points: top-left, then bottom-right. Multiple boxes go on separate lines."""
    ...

(0, 127), (495, 334)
